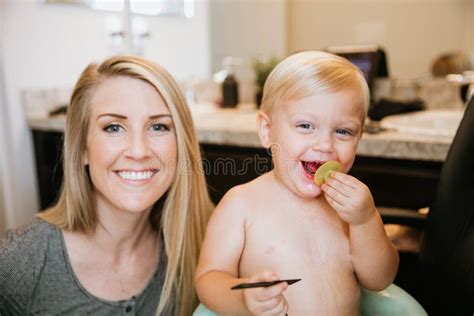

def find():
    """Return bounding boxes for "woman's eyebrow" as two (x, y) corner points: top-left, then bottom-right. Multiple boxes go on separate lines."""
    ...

(97, 113), (172, 119)
(149, 114), (172, 120)
(97, 113), (127, 119)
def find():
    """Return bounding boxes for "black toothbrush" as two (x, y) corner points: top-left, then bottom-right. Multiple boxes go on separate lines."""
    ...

(231, 278), (301, 290)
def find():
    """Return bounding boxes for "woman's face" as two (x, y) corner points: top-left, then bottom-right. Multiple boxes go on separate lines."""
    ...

(84, 76), (177, 215)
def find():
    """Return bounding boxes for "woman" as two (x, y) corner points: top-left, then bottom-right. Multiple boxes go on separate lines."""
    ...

(0, 56), (213, 315)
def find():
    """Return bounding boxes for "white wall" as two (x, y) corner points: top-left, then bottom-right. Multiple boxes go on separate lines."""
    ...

(143, 1), (211, 80)
(2, 1), (211, 230)
(467, 1), (474, 56)
(288, 0), (474, 78)
(0, 1), (7, 236)
(3, 2), (111, 231)
(209, 0), (287, 80)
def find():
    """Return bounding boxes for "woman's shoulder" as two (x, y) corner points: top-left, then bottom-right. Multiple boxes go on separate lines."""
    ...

(0, 218), (56, 311)
(0, 217), (55, 256)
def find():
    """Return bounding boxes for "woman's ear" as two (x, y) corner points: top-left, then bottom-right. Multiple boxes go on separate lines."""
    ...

(83, 149), (89, 166)
(257, 111), (272, 149)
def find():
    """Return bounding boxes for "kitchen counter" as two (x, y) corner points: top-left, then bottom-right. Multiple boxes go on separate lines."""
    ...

(27, 104), (453, 162)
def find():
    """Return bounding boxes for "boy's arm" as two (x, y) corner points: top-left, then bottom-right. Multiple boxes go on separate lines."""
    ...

(195, 187), (251, 315)
(322, 172), (399, 291)
(349, 212), (399, 291)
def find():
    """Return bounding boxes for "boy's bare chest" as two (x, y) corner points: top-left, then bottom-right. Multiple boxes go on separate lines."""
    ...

(239, 207), (359, 313)
(240, 210), (351, 274)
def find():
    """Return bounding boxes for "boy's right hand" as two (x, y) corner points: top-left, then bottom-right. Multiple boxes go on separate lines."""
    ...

(243, 271), (289, 315)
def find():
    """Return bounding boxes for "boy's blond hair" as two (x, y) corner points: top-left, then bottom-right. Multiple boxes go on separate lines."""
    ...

(260, 51), (370, 122)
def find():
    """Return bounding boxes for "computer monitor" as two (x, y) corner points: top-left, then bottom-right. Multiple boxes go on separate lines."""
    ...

(326, 45), (389, 99)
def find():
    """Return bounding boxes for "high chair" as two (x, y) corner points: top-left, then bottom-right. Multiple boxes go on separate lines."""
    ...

(378, 96), (474, 314)
(193, 283), (427, 315)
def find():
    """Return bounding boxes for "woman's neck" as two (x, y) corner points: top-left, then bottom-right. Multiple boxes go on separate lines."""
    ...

(91, 204), (158, 258)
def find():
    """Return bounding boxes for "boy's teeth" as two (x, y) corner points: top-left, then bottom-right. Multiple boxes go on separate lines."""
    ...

(118, 171), (154, 180)
(306, 162), (319, 173)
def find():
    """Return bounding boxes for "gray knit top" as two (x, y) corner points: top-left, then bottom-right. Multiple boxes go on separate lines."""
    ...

(0, 218), (173, 315)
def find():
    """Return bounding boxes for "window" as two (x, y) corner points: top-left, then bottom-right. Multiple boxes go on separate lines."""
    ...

(46, 0), (194, 18)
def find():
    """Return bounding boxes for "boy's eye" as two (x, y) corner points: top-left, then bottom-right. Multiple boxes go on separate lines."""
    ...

(103, 124), (124, 133)
(150, 123), (170, 132)
(336, 128), (352, 136)
(297, 123), (313, 130)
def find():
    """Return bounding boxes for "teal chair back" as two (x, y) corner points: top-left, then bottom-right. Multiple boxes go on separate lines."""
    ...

(194, 283), (427, 316)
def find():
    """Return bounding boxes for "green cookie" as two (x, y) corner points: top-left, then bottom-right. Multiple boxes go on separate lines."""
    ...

(314, 161), (342, 186)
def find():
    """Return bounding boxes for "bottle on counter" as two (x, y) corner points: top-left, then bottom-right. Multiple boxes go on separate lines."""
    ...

(222, 74), (239, 108)
(217, 56), (239, 108)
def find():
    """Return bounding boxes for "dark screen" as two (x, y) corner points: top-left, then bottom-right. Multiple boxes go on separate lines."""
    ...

(337, 52), (376, 88)
(344, 55), (373, 82)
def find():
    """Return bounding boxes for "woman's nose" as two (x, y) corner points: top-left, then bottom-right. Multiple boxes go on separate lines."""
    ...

(124, 133), (151, 159)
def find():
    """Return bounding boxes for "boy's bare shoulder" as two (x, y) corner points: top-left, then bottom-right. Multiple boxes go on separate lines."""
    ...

(225, 173), (272, 202)
(215, 173), (273, 217)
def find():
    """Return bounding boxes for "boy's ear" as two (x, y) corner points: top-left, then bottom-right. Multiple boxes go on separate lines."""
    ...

(257, 111), (272, 149)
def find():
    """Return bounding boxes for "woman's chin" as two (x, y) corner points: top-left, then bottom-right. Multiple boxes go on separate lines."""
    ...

(115, 198), (155, 214)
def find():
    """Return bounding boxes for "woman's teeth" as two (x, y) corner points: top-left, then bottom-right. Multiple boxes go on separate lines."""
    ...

(118, 170), (155, 180)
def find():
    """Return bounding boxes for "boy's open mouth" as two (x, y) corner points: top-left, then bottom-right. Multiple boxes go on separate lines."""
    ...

(301, 161), (322, 177)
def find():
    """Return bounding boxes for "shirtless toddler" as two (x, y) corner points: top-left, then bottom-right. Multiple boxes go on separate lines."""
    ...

(195, 51), (399, 315)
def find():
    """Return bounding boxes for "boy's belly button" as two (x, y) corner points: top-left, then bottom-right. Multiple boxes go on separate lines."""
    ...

(264, 246), (275, 255)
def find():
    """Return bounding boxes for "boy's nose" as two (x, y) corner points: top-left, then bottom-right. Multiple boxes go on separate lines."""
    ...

(311, 133), (333, 152)
(124, 133), (151, 159)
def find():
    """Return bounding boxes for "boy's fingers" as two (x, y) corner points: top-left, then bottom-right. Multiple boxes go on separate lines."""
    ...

(261, 296), (288, 315)
(256, 295), (287, 314)
(254, 296), (279, 311)
(328, 171), (358, 189)
(250, 270), (277, 282)
(257, 282), (288, 301)
(324, 178), (351, 198)
(325, 195), (344, 213)
(322, 184), (346, 203)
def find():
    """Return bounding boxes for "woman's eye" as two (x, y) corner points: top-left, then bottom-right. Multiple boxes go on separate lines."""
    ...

(103, 124), (124, 133)
(336, 128), (352, 136)
(150, 123), (170, 132)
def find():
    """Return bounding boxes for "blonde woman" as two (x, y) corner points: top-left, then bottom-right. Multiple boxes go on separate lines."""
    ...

(0, 56), (213, 315)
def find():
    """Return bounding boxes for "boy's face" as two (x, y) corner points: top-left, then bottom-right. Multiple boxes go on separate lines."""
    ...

(259, 88), (364, 199)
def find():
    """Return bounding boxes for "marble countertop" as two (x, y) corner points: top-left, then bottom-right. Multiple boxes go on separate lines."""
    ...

(27, 104), (453, 162)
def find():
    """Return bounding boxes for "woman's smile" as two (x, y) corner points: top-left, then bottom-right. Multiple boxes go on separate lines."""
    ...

(116, 169), (159, 184)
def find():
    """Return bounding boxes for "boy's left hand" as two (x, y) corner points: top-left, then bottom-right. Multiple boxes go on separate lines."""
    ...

(321, 171), (376, 225)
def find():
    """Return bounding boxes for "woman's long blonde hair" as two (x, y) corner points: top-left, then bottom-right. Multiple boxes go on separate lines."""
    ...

(38, 55), (214, 315)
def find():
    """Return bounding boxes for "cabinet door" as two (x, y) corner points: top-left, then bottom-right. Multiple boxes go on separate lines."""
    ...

(351, 156), (442, 210)
(32, 130), (63, 210)
(201, 144), (272, 204)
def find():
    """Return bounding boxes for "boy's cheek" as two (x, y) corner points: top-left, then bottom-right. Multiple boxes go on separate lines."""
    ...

(350, 136), (362, 148)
